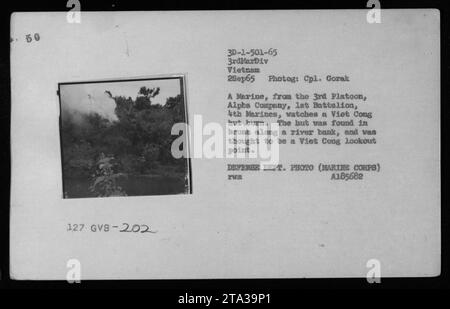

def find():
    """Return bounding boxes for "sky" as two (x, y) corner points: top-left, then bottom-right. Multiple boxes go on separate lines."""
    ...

(60, 78), (181, 121)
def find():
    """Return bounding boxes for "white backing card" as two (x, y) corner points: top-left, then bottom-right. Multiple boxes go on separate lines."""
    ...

(10, 10), (440, 279)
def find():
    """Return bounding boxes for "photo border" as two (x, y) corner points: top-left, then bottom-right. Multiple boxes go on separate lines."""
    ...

(57, 74), (193, 198)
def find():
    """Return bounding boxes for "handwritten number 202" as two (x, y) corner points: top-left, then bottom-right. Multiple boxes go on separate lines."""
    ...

(119, 223), (156, 233)
(26, 33), (40, 43)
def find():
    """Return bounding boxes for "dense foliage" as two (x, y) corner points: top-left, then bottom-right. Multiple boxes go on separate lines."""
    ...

(89, 153), (127, 197)
(61, 86), (187, 196)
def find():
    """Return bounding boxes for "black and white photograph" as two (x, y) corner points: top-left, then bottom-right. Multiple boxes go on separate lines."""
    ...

(2, 0), (448, 297)
(59, 76), (191, 198)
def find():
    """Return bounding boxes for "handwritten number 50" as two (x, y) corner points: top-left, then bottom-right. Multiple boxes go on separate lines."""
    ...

(25, 33), (40, 43)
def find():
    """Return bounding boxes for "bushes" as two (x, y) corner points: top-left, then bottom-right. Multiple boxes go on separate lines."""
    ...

(142, 143), (160, 165)
(61, 86), (187, 181)
(89, 153), (127, 197)
(119, 153), (144, 174)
